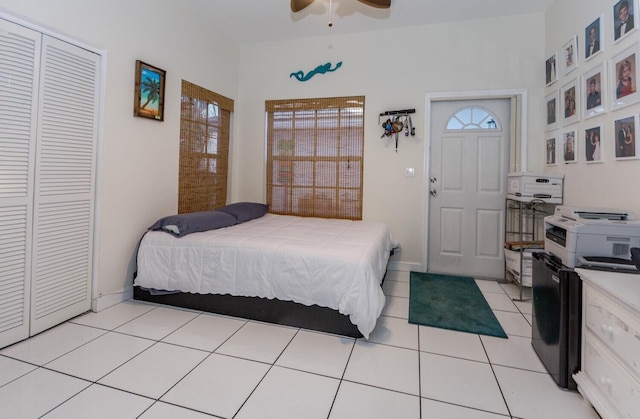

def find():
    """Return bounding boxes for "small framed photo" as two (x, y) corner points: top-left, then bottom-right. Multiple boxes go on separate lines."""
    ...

(584, 125), (604, 163)
(585, 17), (602, 60)
(546, 53), (558, 86)
(562, 130), (578, 163)
(611, 43), (639, 109)
(614, 115), (638, 159)
(583, 63), (605, 119)
(546, 135), (558, 166)
(134, 60), (166, 121)
(563, 36), (578, 74)
(614, 0), (637, 43)
(561, 79), (580, 125)
(545, 90), (559, 131)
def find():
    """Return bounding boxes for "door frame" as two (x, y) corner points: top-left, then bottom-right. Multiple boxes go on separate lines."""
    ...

(422, 89), (528, 272)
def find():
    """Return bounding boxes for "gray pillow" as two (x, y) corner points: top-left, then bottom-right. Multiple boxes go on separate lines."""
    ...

(217, 202), (269, 223)
(148, 210), (237, 237)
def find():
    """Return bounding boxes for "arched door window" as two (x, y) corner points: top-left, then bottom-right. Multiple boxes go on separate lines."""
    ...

(445, 106), (501, 131)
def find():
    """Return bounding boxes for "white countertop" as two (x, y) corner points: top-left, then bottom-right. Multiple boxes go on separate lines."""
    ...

(575, 268), (640, 314)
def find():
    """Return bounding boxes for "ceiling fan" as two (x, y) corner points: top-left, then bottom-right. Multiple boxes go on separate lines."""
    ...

(290, 0), (391, 13)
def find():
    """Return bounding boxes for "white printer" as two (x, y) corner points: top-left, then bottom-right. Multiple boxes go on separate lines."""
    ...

(544, 206), (640, 268)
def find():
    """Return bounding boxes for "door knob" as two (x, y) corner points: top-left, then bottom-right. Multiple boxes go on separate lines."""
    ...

(430, 176), (438, 183)
(430, 189), (437, 197)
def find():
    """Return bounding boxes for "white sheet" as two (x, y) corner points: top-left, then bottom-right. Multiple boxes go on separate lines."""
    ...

(135, 213), (398, 338)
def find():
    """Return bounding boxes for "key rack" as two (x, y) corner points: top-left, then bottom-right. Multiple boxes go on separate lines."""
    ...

(379, 108), (416, 151)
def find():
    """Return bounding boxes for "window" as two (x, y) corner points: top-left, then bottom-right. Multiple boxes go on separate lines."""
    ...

(446, 106), (501, 131)
(179, 80), (233, 213)
(266, 96), (365, 220)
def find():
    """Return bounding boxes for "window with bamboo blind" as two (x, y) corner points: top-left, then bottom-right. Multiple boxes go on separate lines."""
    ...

(266, 96), (364, 220)
(179, 80), (233, 213)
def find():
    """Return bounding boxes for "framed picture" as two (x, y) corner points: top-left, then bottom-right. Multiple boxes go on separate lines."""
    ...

(546, 53), (558, 86)
(613, 0), (637, 43)
(611, 43), (639, 109)
(562, 130), (578, 163)
(585, 16), (602, 60)
(545, 90), (559, 131)
(614, 115), (638, 159)
(546, 135), (557, 166)
(563, 36), (578, 74)
(561, 79), (580, 125)
(133, 60), (166, 121)
(584, 125), (603, 163)
(583, 63), (605, 119)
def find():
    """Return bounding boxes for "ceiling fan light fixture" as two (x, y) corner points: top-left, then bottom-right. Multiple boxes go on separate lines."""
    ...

(290, 0), (391, 13)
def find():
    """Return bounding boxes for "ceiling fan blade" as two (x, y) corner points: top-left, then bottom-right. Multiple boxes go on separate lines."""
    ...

(358, 0), (391, 8)
(291, 0), (315, 12)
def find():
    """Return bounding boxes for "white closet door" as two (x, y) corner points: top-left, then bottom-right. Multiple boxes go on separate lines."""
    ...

(30, 35), (100, 335)
(0, 19), (40, 348)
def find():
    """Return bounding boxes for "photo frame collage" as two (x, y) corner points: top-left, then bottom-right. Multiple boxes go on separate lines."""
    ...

(545, 0), (640, 165)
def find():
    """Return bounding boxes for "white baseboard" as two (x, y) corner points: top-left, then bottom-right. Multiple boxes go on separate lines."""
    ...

(388, 260), (424, 272)
(92, 286), (133, 312)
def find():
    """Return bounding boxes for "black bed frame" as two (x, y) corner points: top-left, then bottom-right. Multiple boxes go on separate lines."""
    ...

(133, 286), (364, 338)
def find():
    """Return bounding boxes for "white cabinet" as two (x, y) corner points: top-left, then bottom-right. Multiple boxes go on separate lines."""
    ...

(0, 17), (100, 348)
(574, 269), (640, 419)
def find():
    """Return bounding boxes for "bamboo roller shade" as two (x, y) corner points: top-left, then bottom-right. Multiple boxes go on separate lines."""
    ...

(266, 96), (365, 220)
(178, 80), (234, 214)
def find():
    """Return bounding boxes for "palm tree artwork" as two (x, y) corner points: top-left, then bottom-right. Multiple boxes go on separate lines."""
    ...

(139, 67), (161, 116)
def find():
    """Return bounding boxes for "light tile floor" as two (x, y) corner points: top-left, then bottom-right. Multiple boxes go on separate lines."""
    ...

(0, 270), (600, 419)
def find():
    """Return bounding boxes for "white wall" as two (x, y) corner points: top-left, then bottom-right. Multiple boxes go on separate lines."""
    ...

(233, 14), (546, 268)
(0, 0), (240, 305)
(545, 0), (640, 214)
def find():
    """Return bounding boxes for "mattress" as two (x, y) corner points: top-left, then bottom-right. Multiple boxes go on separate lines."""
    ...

(135, 213), (398, 338)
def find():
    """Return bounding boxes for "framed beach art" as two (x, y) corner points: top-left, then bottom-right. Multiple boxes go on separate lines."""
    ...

(613, 0), (637, 43)
(562, 129), (578, 163)
(561, 79), (580, 126)
(134, 60), (166, 121)
(546, 52), (558, 86)
(546, 135), (557, 166)
(583, 63), (605, 119)
(584, 125), (603, 163)
(546, 90), (559, 131)
(611, 43), (639, 110)
(614, 115), (638, 159)
(585, 16), (602, 61)
(563, 35), (578, 74)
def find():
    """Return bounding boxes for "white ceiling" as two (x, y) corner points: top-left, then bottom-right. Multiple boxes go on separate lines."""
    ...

(198, 0), (554, 45)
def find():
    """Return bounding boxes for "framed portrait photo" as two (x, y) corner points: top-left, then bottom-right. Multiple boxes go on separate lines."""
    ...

(546, 135), (558, 166)
(562, 130), (578, 163)
(613, 0), (637, 43)
(614, 115), (638, 159)
(563, 36), (578, 74)
(561, 79), (580, 126)
(584, 125), (604, 163)
(545, 90), (559, 131)
(585, 17), (603, 60)
(546, 52), (558, 86)
(133, 60), (166, 121)
(611, 43), (639, 110)
(583, 63), (605, 119)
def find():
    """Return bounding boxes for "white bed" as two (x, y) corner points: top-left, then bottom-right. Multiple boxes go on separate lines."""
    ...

(135, 213), (397, 338)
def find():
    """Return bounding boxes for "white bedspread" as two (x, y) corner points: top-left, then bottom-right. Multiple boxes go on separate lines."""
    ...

(135, 214), (398, 338)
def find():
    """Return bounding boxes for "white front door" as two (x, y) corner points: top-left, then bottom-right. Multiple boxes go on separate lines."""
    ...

(428, 99), (510, 279)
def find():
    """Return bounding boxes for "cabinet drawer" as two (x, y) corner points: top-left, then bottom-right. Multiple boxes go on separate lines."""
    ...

(585, 286), (640, 382)
(583, 334), (640, 419)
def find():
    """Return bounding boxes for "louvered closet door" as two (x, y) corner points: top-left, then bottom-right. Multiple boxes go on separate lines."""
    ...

(0, 19), (40, 348)
(30, 35), (100, 335)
